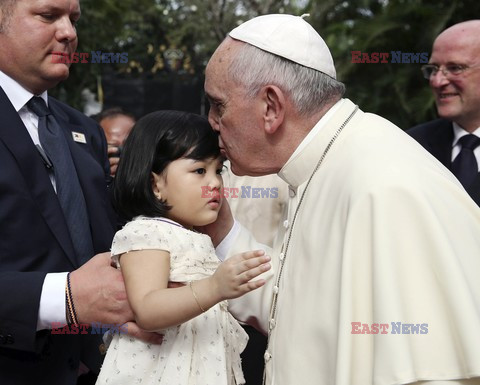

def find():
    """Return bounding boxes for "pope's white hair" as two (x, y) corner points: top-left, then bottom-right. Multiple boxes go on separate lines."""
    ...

(228, 41), (345, 117)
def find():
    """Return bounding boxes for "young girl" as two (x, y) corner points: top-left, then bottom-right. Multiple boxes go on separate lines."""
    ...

(95, 110), (270, 385)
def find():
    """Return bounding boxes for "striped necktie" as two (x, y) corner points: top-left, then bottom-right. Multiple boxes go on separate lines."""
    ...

(27, 96), (94, 264)
(451, 134), (480, 188)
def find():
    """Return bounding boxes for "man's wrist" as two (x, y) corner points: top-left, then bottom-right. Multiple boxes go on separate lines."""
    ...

(37, 272), (68, 330)
(65, 272), (79, 325)
(216, 220), (241, 261)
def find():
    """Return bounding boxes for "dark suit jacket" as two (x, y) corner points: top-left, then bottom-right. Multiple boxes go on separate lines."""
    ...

(0, 87), (116, 385)
(407, 119), (480, 206)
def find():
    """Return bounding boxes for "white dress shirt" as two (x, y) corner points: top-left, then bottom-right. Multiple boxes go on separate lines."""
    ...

(0, 70), (67, 330)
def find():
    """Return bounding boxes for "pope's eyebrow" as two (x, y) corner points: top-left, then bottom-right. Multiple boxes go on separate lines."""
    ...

(205, 92), (221, 103)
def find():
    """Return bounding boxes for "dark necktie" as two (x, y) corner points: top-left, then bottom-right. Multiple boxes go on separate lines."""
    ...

(27, 96), (94, 264)
(451, 134), (480, 188)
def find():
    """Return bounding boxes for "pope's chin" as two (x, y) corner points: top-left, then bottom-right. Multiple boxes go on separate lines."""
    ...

(229, 163), (248, 177)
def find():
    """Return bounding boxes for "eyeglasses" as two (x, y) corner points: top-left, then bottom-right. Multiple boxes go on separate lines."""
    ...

(421, 63), (478, 80)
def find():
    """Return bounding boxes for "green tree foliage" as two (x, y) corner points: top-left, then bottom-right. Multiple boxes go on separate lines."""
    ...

(53, 0), (304, 109)
(53, 0), (479, 129)
(305, 0), (480, 128)
(51, 0), (158, 107)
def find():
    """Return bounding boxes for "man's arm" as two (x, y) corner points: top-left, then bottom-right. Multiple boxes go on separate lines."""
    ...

(0, 271), (48, 352)
(197, 200), (276, 333)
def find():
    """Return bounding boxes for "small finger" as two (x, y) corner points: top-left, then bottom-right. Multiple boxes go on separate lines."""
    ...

(240, 262), (271, 282)
(140, 332), (164, 345)
(241, 254), (271, 270)
(241, 249), (266, 260)
(242, 277), (267, 292)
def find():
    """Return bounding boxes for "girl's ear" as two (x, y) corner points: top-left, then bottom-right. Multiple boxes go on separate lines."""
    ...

(151, 172), (164, 200)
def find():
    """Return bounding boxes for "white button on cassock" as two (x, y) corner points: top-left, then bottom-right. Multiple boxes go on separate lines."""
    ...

(269, 319), (276, 330)
(289, 186), (296, 197)
(264, 352), (272, 362)
(283, 220), (289, 229)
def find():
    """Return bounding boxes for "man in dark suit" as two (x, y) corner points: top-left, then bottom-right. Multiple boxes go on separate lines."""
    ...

(0, 1), (161, 384)
(408, 20), (480, 205)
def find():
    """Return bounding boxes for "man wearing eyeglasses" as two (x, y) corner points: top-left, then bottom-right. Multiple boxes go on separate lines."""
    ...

(408, 20), (480, 205)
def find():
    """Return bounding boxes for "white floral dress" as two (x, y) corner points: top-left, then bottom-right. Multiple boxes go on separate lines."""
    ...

(95, 216), (248, 385)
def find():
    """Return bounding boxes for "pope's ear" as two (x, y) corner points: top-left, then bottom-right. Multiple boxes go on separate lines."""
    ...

(262, 85), (286, 134)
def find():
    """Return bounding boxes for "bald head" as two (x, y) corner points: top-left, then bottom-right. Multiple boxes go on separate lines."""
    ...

(436, 20), (480, 40)
(434, 20), (480, 52)
(428, 20), (480, 132)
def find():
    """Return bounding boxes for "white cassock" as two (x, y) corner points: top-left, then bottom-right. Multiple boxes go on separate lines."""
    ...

(221, 99), (480, 385)
(223, 160), (288, 247)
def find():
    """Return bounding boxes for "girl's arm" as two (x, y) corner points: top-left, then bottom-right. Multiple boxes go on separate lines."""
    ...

(119, 249), (270, 331)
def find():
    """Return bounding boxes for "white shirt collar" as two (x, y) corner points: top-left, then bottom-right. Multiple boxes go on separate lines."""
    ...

(0, 70), (48, 112)
(452, 121), (480, 147)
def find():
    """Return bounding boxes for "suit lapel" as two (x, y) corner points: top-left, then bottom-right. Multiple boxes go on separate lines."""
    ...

(0, 87), (78, 267)
(49, 99), (100, 265)
(48, 100), (91, 179)
(466, 175), (480, 206)
(424, 120), (454, 169)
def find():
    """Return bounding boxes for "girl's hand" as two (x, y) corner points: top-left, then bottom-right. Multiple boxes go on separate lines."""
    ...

(210, 250), (271, 300)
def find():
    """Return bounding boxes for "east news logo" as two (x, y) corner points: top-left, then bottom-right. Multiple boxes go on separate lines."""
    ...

(351, 322), (429, 334)
(351, 51), (429, 64)
(52, 51), (129, 64)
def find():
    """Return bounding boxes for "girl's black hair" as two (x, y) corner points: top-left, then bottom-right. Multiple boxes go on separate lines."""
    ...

(113, 110), (220, 221)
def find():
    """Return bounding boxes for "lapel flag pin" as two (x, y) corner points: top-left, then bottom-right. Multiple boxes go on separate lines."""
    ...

(72, 132), (87, 143)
